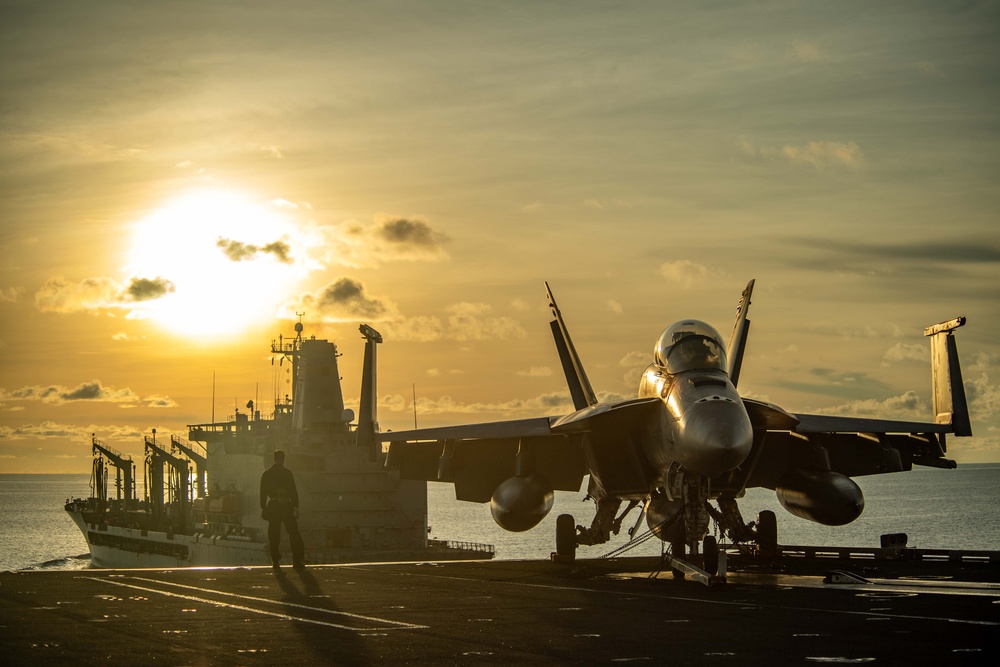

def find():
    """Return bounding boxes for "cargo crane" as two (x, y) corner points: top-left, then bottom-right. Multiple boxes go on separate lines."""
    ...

(144, 431), (190, 533)
(170, 434), (208, 499)
(90, 435), (136, 509)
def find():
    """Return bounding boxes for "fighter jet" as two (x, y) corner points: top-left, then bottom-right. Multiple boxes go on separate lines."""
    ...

(378, 281), (970, 581)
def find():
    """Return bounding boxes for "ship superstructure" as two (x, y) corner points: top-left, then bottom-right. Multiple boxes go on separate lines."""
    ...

(66, 322), (493, 568)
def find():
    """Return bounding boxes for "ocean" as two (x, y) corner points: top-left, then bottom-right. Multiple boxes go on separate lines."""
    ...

(2, 465), (998, 571)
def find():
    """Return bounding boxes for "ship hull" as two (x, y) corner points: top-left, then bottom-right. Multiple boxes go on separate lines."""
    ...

(67, 510), (491, 568)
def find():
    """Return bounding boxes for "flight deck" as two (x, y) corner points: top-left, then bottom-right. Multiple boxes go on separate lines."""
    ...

(1, 554), (997, 665)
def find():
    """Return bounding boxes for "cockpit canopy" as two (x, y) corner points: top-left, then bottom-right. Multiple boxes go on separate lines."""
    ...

(654, 320), (728, 374)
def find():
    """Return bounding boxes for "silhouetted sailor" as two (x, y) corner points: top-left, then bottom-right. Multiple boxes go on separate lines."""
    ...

(260, 449), (305, 569)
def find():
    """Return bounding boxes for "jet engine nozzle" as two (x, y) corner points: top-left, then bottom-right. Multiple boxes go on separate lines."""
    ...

(675, 399), (754, 476)
(490, 474), (555, 532)
(775, 469), (865, 526)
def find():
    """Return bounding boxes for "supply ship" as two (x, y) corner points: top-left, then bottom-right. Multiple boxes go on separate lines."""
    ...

(65, 321), (494, 568)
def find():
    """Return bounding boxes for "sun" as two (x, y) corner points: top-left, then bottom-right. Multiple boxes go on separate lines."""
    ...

(123, 189), (311, 338)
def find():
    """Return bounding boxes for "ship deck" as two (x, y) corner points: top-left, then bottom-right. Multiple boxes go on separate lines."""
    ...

(1, 554), (997, 665)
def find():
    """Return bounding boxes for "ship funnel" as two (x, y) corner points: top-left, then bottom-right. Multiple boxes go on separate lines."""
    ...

(357, 324), (383, 461)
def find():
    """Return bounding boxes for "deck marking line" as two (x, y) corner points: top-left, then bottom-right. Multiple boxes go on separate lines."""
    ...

(366, 569), (999, 627)
(86, 577), (427, 631)
(126, 576), (424, 628)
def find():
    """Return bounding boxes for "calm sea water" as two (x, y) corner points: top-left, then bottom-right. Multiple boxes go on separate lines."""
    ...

(2, 466), (998, 571)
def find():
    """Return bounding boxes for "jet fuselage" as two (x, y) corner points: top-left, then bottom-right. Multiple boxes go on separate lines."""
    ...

(637, 320), (754, 479)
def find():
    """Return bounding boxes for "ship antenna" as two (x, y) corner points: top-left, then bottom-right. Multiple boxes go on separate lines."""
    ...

(412, 383), (418, 429)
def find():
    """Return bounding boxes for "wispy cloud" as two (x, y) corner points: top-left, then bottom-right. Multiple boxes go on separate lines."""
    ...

(790, 39), (822, 62)
(515, 366), (552, 377)
(260, 145), (284, 159)
(0, 420), (145, 441)
(35, 276), (175, 314)
(385, 302), (527, 343)
(658, 260), (716, 288)
(808, 390), (929, 420)
(740, 138), (865, 170)
(0, 286), (23, 303)
(0, 381), (175, 408)
(882, 342), (927, 365)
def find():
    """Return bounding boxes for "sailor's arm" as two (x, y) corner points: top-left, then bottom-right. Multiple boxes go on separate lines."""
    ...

(259, 471), (268, 511)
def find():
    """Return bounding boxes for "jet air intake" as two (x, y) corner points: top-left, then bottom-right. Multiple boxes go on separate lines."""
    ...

(490, 474), (554, 532)
(775, 469), (865, 526)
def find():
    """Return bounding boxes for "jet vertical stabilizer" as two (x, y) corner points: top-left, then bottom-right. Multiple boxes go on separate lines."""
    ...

(357, 324), (383, 460)
(726, 279), (754, 388)
(546, 282), (598, 410)
(924, 317), (972, 437)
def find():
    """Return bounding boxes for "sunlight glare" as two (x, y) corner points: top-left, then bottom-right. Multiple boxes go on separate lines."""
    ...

(124, 190), (310, 338)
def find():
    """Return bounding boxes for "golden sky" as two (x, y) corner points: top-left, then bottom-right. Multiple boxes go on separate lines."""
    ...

(2, 1), (998, 473)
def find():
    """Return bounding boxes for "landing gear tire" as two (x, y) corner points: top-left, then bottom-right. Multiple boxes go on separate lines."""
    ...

(755, 509), (777, 559)
(702, 535), (719, 575)
(555, 513), (576, 562)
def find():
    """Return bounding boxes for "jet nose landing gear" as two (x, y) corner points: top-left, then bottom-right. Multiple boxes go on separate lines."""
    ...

(552, 513), (577, 563)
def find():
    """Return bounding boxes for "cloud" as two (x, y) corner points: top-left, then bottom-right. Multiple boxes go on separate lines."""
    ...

(658, 260), (714, 288)
(0, 381), (174, 408)
(515, 367), (552, 377)
(289, 280), (527, 341)
(792, 238), (1000, 265)
(35, 276), (123, 313)
(809, 390), (929, 420)
(384, 303), (527, 343)
(294, 277), (397, 322)
(384, 391), (575, 418)
(0, 421), (144, 441)
(740, 138), (865, 170)
(966, 373), (1000, 419)
(35, 275), (175, 314)
(270, 198), (310, 210)
(261, 145), (284, 159)
(607, 299), (623, 314)
(373, 216), (444, 251)
(443, 302), (526, 341)
(124, 277), (175, 302)
(387, 389), (630, 422)
(790, 39), (822, 62)
(620, 350), (651, 390)
(882, 342), (928, 365)
(318, 214), (449, 268)
(620, 351), (649, 368)
(0, 286), (23, 303)
(216, 237), (293, 264)
(805, 322), (905, 339)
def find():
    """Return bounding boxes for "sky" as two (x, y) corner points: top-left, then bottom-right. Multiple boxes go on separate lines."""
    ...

(1, 0), (998, 473)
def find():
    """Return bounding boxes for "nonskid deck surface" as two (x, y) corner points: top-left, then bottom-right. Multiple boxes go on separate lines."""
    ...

(1, 558), (997, 665)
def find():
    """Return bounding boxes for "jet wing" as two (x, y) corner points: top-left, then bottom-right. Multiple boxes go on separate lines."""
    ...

(379, 398), (665, 503)
(791, 413), (951, 435)
(742, 408), (957, 492)
(379, 416), (583, 502)
(378, 416), (556, 443)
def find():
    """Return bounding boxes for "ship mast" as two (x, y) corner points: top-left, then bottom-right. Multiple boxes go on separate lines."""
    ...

(271, 312), (305, 418)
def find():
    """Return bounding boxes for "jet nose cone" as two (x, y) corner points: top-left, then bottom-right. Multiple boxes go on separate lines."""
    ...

(677, 399), (754, 476)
